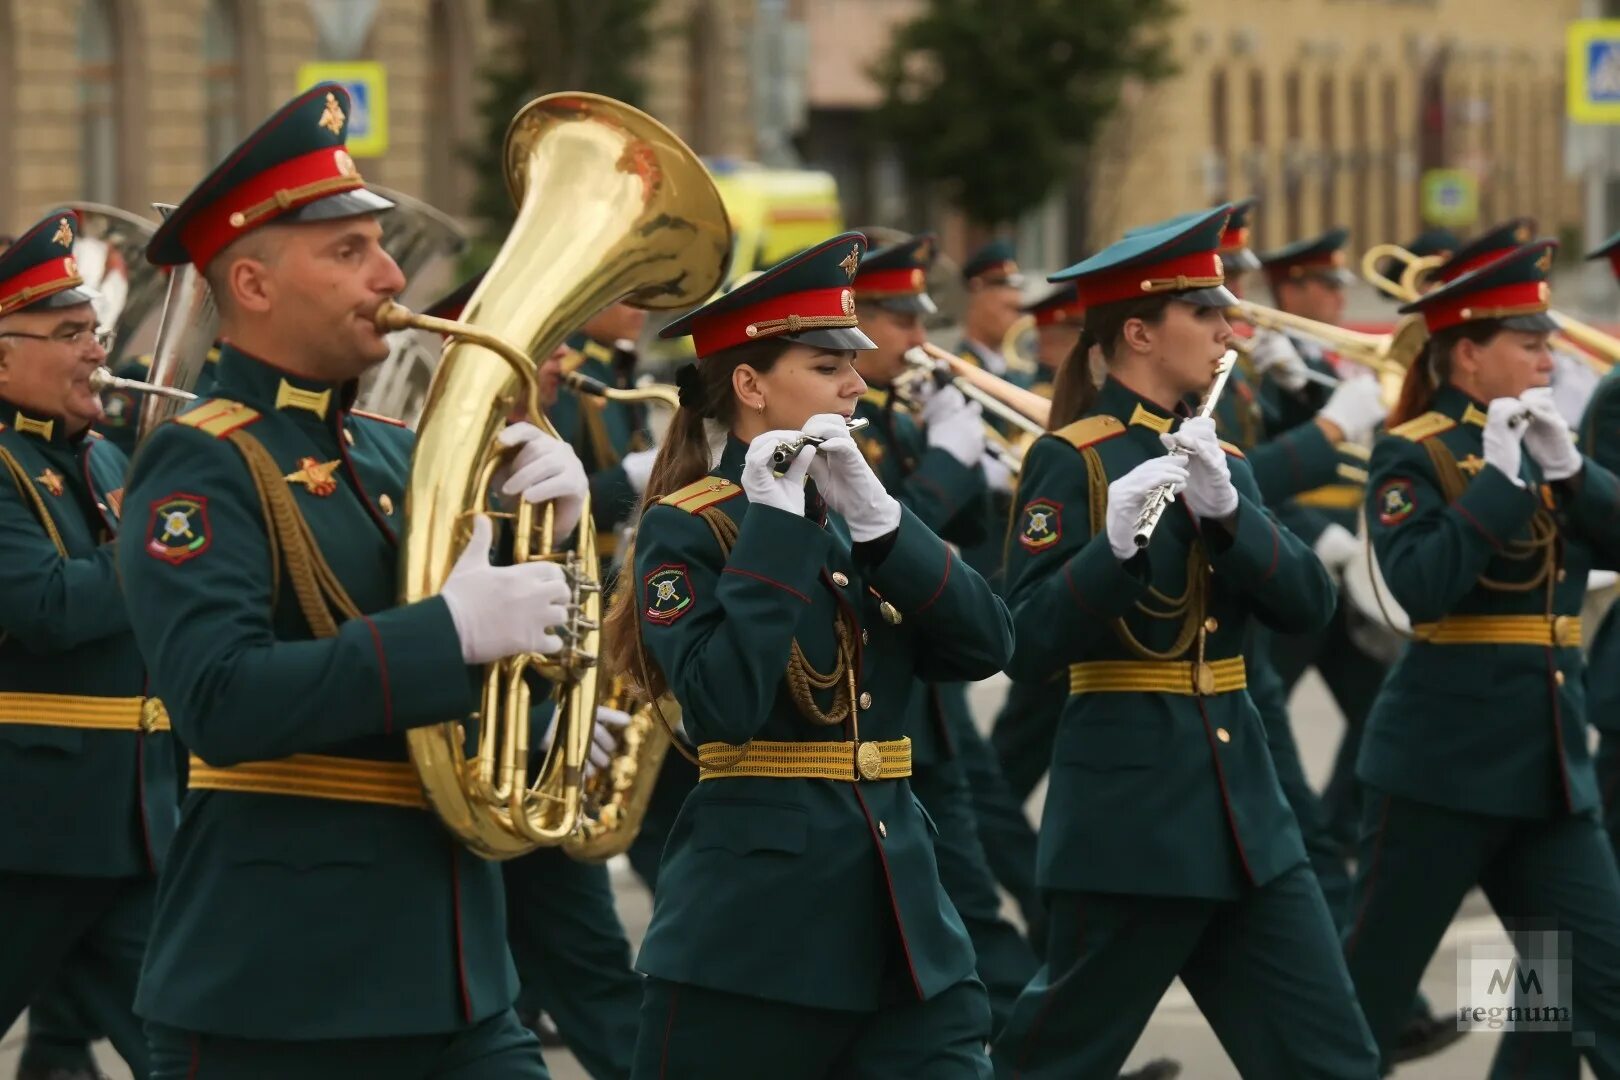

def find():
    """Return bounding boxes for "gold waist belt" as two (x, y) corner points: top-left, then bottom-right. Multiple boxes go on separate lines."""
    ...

(698, 737), (912, 783)
(1068, 656), (1248, 697)
(187, 753), (428, 810)
(1293, 484), (1364, 510)
(1411, 614), (1582, 647)
(0, 693), (170, 733)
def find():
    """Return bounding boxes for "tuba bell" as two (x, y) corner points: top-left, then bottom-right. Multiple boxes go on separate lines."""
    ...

(374, 92), (731, 860)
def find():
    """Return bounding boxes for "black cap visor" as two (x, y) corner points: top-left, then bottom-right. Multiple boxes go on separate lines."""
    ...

(1174, 284), (1239, 310)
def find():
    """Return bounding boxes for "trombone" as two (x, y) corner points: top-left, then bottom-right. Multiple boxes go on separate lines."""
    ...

(896, 343), (1049, 473)
(1226, 301), (1428, 407)
(1362, 242), (1617, 372)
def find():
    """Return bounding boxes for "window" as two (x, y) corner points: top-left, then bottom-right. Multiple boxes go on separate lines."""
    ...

(1382, 76), (1399, 241)
(1285, 70), (1302, 240)
(203, 0), (241, 166)
(686, 1), (719, 153)
(1350, 75), (1368, 247)
(79, 0), (118, 203)
(1210, 68), (1229, 201)
(1319, 74), (1337, 231)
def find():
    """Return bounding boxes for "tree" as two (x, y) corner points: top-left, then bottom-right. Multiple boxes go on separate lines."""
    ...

(471, 0), (660, 239)
(872, 0), (1179, 229)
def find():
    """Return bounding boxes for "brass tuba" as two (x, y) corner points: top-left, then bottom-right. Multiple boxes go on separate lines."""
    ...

(374, 92), (731, 860)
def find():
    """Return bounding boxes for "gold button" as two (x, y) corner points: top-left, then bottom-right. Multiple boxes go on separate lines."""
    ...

(1204, 616), (1219, 633)
(1216, 727), (1231, 743)
(1558, 568), (1568, 583)
(379, 493), (394, 516)
(717, 479), (730, 486)
(1556, 670), (1567, 687)
(1552, 615), (1574, 647)
(832, 571), (850, 587)
(877, 821), (887, 838)
(859, 691), (872, 710)
(861, 629), (870, 645)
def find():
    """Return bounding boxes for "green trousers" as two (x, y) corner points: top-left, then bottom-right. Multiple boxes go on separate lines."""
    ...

(910, 753), (1038, 1036)
(0, 872), (152, 1079)
(632, 976), (992, 1079)
(20, 975), (101, 1076)
(504, 847), (640, 1080)
(146, 1010), (546, 1079)
(1344, 787), (1620, 1075)
(992, 865), (1380, 1079)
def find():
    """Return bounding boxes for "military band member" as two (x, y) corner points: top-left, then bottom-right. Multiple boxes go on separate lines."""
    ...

(96, 346), (221, 455)
(0, 211), (178, 1080)
(605, 232), (1012, 1077)
(117, 84), (588, 1078)
(956, 240), (1028, 384)
(850, 233), (1039, 1026)
(991, 207), (1379, 1079)
(1343, 240), (1620, 1074)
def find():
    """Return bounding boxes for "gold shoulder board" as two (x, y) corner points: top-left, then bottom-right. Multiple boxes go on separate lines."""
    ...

(658, 476), (743, 514)
(1389, 411), (1455, 443)
(172, 399), (262, 439)
(1219, 439), (1246, 459)
(1053, 414), (1126, 450)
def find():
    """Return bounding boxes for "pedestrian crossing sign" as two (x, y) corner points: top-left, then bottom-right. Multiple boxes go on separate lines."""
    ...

(1568, 21), (1620, 124)
(295, 62), (390, 156)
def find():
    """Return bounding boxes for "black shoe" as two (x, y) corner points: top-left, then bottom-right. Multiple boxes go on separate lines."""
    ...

(1119, 1059), (1181, 1080)
(16, 1069), (112, 1080)
(1391, 1010), (1467, 1063)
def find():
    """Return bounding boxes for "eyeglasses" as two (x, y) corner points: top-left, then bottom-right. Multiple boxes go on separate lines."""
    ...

(0, 326), (115, 351)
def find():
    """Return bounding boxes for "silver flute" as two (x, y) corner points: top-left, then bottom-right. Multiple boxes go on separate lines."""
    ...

(1132, 350), (1238, 549)
(771, 417), (870, 470)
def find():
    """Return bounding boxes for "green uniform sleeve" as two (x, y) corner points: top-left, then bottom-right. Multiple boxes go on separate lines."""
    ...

(898, 446), (987, 538)
(858, 504), (1012, 683)
(1272, 499), (1333, 547)
(1001, 436), (1151, 682)
(1365, 435), (1541, 622)
(117, 425), (475, 766)
(1201, 456), (1336, 634)
(1553, 457), (1620, 567)
(1246, 420), (1342, 504)
(635, 501), (831, 745)
(0, 493), (127, 652)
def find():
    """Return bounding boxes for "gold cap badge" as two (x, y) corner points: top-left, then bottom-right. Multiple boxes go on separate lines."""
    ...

(318, 92), (346, 135)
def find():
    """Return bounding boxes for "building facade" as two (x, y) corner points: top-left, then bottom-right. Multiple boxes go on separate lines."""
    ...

(0, 0), (757, 236)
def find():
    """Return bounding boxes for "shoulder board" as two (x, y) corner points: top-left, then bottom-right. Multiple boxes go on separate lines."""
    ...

(1388, 411), (1455, 443)
(1052, 414), (1126, 450)
(658, 476), (743, 514)
(1219, 439), (1245, 459)
(172, 399), (262, 438)
(349, 408), (406, 428)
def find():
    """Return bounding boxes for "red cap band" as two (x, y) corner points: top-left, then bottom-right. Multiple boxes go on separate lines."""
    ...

(181, 145), (365, 271)
(1076, 251), (1224, 308)
(855, 267), (926, 297)
(0, 255), (83, 315)
(1421, 280), (1550, 333)
(1033, 297), (1087, 327)
(692, 286), (856, 358)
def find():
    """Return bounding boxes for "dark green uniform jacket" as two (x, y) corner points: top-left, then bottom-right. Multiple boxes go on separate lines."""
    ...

(852, 385), (988, 766)
(118, 345), (517, 1039)
(1258, 338), (1363, 545)
(1580, 367), (1620, 737)
(1359, 385), (1620, 820)
(1002, 378), (1335, 900)
(0, 405), (175, 876)
(632, 437), (1014, 1010)
(1216, 356), (1344, 506)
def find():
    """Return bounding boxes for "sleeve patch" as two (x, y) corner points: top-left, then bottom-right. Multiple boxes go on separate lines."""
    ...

(644, 563), (694, 624)
(1018, 498), (1063, 552)
(146, 493), (212, 564)
(1376, 479), (1416, 526)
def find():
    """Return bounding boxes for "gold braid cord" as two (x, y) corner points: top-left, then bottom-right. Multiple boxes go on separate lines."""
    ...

(226, 432), (362, 638)
(1081, 445), (1211, 660)
(0, 446), (66, 556)
(1424, 439), (1556, 595)
(697, 506), (854, 727)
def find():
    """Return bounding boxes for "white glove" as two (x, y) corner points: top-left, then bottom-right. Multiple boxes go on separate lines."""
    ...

(803, 413), (902, 541)
(1313, 523), (1360, 574)
(982, 451), (1016, 495)
(742, 429), (816, 517)
(901, 350), (942, 408)
(921, 385), (986, 468)
(621, 447), (658, 495)
(1104, 455), (1190, 560)
(495, 423), (588, 540)
(1519, 386), (1582, 482)
(1482, 397), (1529, 489)
(1249, 330), (1310, 393)
(1160, 416), (1239, 520)
(539, 704), (628, 779)
(1319, 376), (1387, 443)
(440, 515), (571, 664)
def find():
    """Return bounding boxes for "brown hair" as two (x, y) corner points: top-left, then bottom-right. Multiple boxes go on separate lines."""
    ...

(602, 338), (793, 697)
(1388, 319), (1505, 427)
(1047, 295), (1174, 429)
